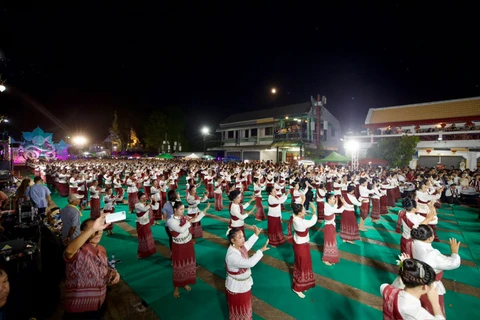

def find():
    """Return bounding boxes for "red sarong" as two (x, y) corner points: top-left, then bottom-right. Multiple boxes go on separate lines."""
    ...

(323, 224), (339, 263)
(371, 198), (380, 220)
(400, 237), (413, 257)
(380, 196), (388, 214)
(172, 239), (196, 287)
(267, 216), (285, 246)
(215, 193), (223, 211)
(188, 214), (203, 238)
(360, 201), (370, 220)
(144, 186), (151, 198)
(58, 183), (69, 197)
(128, 192), (138, 212)
(255, 197), (266, 220)
(226, 289), (252, 320)
(90, 198), (101, 220)
(316, 201), (325, 220)
(340, 209), (360, 241)
(292, 242), (315, 292)
(136, 219), (156, 258)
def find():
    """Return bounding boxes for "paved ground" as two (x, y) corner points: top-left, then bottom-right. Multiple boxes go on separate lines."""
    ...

(51, 279), (159, 320)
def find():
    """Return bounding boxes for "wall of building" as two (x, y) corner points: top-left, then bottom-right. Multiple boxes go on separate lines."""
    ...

(260, 150), (277, 162)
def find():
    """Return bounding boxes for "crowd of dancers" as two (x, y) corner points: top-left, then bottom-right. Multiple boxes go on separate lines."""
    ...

(29, 159), (480, 319)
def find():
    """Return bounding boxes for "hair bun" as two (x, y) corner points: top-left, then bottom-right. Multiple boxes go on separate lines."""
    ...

(402, 259), (416, 271)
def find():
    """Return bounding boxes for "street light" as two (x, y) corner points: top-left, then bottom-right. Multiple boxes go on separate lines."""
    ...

(0, 84), (5, 92)
(271, 88), (277, 94)
(345, 139), (359, 171)
(201, 127), (209, 155)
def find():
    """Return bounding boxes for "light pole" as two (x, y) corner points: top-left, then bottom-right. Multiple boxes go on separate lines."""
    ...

(201, 127), (209, 155)
(345, 140), (359, 171)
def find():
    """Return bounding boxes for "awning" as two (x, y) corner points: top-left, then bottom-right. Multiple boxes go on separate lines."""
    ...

(270, 141), (303, 148)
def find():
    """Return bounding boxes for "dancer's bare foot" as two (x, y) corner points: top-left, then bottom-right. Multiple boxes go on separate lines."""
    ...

(173, 289), (180, 298)
(323, 261), (332, 266)
(255, 219), (261, 221)
(346, 240), (355, 244)
(292, 289), (305, 298)
(359, 228), (367, 232)
(184, 285), (191, 292)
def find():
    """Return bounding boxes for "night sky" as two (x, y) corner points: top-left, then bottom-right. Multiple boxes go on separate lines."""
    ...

(1, 3), (479, 145)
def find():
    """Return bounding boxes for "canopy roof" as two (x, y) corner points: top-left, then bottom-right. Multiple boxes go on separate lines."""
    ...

(317, 151), (350, 163)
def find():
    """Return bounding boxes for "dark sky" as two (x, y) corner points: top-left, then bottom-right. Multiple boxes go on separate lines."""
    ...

(1, 2), (479, 145)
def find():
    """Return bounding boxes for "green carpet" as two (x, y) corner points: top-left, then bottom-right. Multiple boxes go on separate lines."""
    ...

(49, 183), (480, 320)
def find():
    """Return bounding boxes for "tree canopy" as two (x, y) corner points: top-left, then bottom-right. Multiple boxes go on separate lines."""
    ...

(367, 135), (419, 168)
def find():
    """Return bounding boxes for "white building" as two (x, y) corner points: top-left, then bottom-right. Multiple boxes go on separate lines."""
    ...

(344, 96), (480, 170)
(212, 98), (342, 162)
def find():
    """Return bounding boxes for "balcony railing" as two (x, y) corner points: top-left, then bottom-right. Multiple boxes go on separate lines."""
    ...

(273, 131), (313, 142)
(344, 130), (480, 143)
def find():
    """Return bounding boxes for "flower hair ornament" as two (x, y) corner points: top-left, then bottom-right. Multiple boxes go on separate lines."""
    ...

(396, 253), (410, 270)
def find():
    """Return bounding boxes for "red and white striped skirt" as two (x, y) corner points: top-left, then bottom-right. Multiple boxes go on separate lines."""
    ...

(360, 201), (370, 220)
(57, 183), (69, 197)
(340, 210), (360, 241)
(292, 242), (315, 292)
(380, 196), (388, 214)
(188, 214), (203, 238)
(323, 224), (339, 263)
(400, 236), (413, 257)
(226, 289), (252, 320)
(144, 186), (151, 198)
(137, 222), (156, 259)
(172, 239), (196, 287)
(267, 216), (285, 246)
(128, 192), (138, 212)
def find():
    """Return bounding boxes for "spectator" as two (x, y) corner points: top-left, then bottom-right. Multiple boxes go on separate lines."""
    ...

(60, 194), (86, 245)
(64, 215), (120, 320)
(445, 184), (461, 205)
(26, 176), (53, 216)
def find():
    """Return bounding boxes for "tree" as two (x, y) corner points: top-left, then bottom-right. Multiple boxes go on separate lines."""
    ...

(144, 111), (167, 153)
(368, 135), (420, 168)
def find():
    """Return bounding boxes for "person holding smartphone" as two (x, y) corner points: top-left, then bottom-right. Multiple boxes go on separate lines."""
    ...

(64, 214), (120, 319)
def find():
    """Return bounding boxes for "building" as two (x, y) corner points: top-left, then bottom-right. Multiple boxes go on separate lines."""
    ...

(212, 97), (342, 162)
(343, 96), (480, 170)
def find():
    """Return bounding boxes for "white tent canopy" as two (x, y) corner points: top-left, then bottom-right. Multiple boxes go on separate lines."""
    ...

(184, 153), (201, 159)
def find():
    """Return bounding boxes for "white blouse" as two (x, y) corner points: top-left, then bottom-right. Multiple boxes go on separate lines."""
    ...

(412, 240), (461, 295)
(230, 202), (250, 228)
(267, 194), (288, 217)
(167, 212), (205, 244)
(324, 203), (344, 226)
(225, 234), (263, 293)
(293, 215), (317, 244)
(380, 284), (445, 320)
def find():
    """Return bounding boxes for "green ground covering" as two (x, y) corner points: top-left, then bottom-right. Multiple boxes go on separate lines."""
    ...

(50, 182), (480, 320)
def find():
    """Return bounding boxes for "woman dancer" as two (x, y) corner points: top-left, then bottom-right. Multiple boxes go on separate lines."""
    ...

(135, 192), (156, 259)
(253, 177), (266, 221)
(340, 184), (362, 244)
(225, 226), (269, 320)
(228, 190), (254, 238)
(186, 186), (208, 238)
(397, 198), (437, 257)
(381, 254), (446, 319)
(288, 203), (317, 298)
(266, 186), (288, 247)
(411, 225), (461, 317)
(322, 193), (345, 265)
(167, 201), (207, 298)
(89, 180), (100, 219)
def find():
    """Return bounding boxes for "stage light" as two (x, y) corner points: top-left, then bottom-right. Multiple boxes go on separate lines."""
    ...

(0, 84), (5, 92)
(72, 136), (88, 146)
(345, 140), (358, 151)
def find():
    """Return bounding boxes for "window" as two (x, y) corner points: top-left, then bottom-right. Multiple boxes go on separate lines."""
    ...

(331, 128), (335, 137)
(228, 131), (234, 139)
(265, 127), (273, 135)
(244, 130), (249, 138)
(251, 128), (258, 136)
(323, 129), (328, 141)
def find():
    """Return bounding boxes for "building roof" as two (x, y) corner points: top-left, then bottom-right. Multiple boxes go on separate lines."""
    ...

(365, 96), (480, 127)
(220, 102), (311, 125)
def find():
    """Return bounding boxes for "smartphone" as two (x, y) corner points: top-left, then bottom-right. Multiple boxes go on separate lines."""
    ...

(106, 211), (127, 224)
(81, 200), (87, 206)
